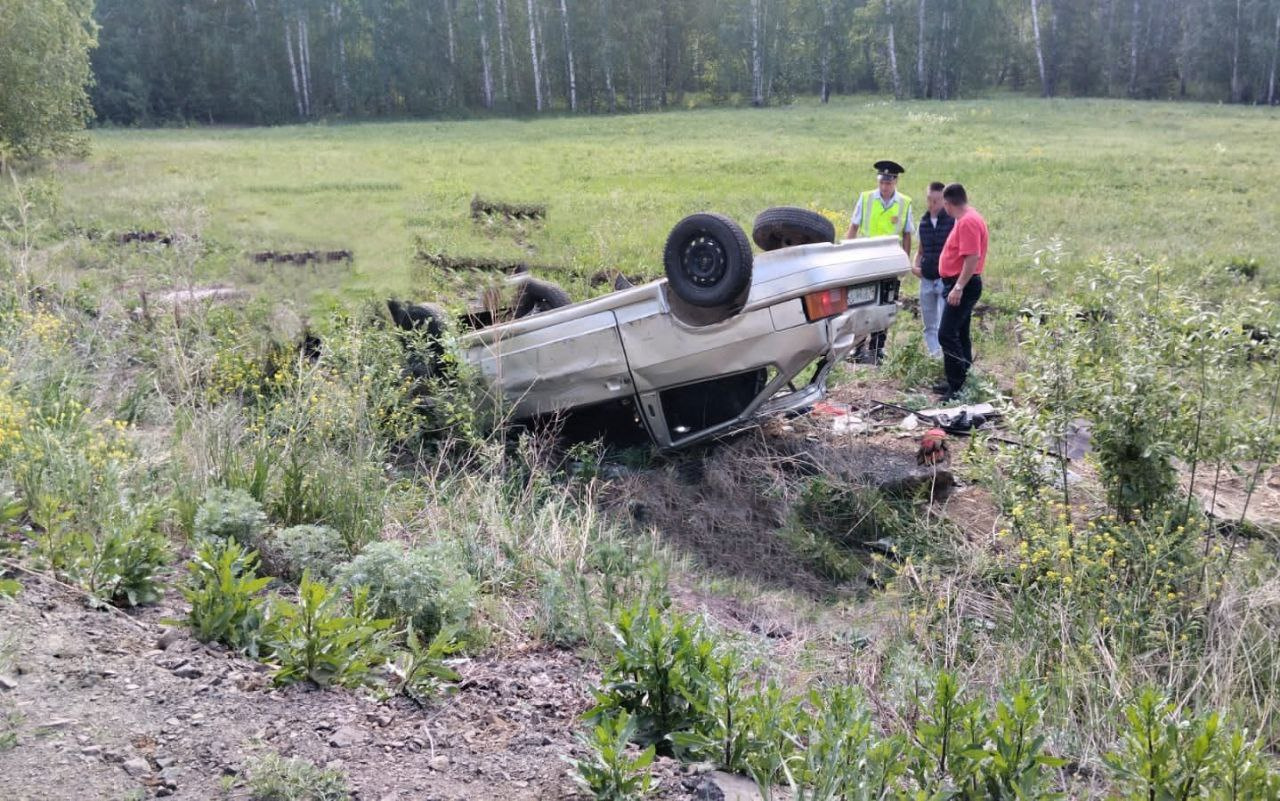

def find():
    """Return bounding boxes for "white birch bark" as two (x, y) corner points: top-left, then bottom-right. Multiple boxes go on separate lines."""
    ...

(1128, 0), (1141, 96)
(1031, 0), (1049, 97)
(526, 0), (544, 111)
(885, 0), (901, 100)
(298, 16), (312, 117)
(820, 0), (833, 103)
(751, 0), (763, 105)
(1269, 6), (1280, 105)
(1230, 0), (1243, 102)
(558, 0), (577, 111)
(600, 0), (615, 111)
(444, 0), (458, 102)
(475, 0), (495, 108)
(496, 0), (512, 101)
(916, 0), (927, 96)
(332, 1), (350, 112)
(284, 23), (304, 118)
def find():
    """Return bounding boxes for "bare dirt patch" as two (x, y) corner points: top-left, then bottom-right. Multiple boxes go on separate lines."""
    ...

(0, 573), (699, 800)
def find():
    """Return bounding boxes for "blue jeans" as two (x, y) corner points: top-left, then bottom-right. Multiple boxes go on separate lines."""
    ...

(919, 277), (947, 356)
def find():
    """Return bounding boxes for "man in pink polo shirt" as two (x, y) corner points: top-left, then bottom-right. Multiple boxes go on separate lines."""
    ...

(935, 183), (988, 401)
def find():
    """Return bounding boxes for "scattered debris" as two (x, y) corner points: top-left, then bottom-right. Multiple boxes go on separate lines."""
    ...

(108, 230), (191, 246)
(413, 249), (546, 275)
(470, 195), (547, 221)
(249, 249), (352, 265)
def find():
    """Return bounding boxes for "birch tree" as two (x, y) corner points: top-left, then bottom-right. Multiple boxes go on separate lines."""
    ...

(475, 0), (495, 108)
(1031, 0), (1050, 96)
(558, 0), (577, 111)
(885, 0), (902, 100)
(526, 0), (544, 111)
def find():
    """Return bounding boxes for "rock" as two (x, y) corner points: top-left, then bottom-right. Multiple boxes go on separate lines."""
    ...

(328, 726), (368, 749)
(39, 718), (75, 731)
(156, 628), (182, 651)
(0, 675), (18, 690)
(155, 756), (176, 768)
(47, 637), (84, 659)
(156, 787), (174, 798)
(429, 755), (450, 771)
(171, 665), (202, 679)
(122, 757), (151, 777)
(81, 745), (103, 757)
(695, 771), (787, 801)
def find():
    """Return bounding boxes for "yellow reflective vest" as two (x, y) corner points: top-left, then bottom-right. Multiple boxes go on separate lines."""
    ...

(859, 190), (912, 238)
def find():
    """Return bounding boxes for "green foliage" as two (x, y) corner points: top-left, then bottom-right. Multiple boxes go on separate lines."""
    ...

(83, 503), (169, 607)
(566, 711), (655, 801)
(0, 0), (97, 160)
(1105, 688), (1280, 800)
(182, 539), (272, 656)
(0, 577), (18, 598)
(243, 752), (350, 801)
(882, 330), (944, 390)
(387, 625), (463, 705)
(194, 486), (268, 547)
(270, 524), (347, 582)
(339, 541), (474, 641)
(266, 572), (391, 688)
(588, 604), (719, 754)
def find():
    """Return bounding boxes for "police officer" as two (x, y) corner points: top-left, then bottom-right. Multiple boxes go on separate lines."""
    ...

(845, 160), (914, 363)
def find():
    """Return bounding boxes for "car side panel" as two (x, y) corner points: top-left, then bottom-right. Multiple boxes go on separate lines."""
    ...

(463, 310), (633, 419)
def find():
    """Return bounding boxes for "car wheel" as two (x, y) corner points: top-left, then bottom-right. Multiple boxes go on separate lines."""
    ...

(513, 278), (572, 318)
(751, 207), (836, 251)
(663, 212), (753, 312)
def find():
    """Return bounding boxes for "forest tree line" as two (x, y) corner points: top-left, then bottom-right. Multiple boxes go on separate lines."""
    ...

(12, 0), (1280, 133)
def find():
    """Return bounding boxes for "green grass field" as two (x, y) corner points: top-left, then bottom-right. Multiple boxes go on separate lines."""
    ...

(48, 96), (1280, 305)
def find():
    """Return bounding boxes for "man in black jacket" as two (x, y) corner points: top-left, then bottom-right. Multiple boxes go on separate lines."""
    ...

(913, 181), (954, 359)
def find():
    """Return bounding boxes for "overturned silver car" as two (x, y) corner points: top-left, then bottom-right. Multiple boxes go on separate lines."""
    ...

(390, 208), (910, 450)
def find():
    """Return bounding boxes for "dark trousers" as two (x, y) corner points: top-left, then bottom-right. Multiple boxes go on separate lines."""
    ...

(938, 275), (982, 392)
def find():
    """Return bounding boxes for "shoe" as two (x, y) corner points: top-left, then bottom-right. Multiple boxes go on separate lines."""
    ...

(939, 391), (962, 404)
(931, 382), (952, 394)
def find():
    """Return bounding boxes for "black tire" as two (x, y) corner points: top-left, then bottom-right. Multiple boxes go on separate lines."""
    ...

(513, 278), (572, 318)
(751, 206), (836, 251)
(387, 299), (448, 378)
(662, 212), (753, 310)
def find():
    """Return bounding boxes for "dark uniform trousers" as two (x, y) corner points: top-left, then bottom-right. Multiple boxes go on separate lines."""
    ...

(938, 274), (982, 392)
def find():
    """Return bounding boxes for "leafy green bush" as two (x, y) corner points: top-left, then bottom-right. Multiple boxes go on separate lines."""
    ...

(339, 541), (474, 640)
(243, 752), (350, 801)
(387, 625), (462, 705)
(566, 711), (655, 801)
(194, 486), (267, 546)
(182, 539), (272, 656)
(85, 505), (170, 607)
(270, 524), (347, 582)
(587, 604), (718, 754)
(1105, 688), (1280, 800)
(266, 572), (391, 687)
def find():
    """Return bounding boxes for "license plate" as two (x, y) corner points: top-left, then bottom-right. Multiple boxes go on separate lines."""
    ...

(847, 284), (877, 306)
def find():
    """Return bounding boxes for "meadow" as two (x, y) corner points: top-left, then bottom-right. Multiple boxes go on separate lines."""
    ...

(2, 97), (1280, 799)
(61, 96), (1280, 304)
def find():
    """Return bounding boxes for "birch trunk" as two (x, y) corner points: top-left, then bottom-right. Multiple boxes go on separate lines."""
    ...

(558, 0), (577, 111)
(916, 0), (927, 96)
(751, 0), (763, 105)
(600, 0), (615, 112)
(1230, 0), (1243, 102)
(284, 23), (304, 118)
(936, 4), (950, 99)
(820, 0), (833, 103)
(526, 0), (544, 111)
(298, 16), (312, 117)
(1102, 0), (1116, 95)
(332, 2), (350, 112)
(1030, 0), (1049, 97)
(884, 0), (902, 100)
(496, 0), (512, 101)
(444, 0), (457, 98)
(1269, 7), (1280, 105)
(475, 0), (494, 108)
(1128, 0), (1140, 96)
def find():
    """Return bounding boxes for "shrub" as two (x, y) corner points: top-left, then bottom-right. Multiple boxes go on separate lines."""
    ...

(266, 572), (391, 687)
(587, 603), (719, 754)
(85, 505), (170, 607)
(566, 711), (655, 801)
(338, 541), (474, 639)
(1106, 689), (1280, 800)
(387, 625), (463, 705)
(194, 486), (267, 546)
(243, 752), (350, 801)
(182, 539), (272, 656)
(270, 524), (347, 582)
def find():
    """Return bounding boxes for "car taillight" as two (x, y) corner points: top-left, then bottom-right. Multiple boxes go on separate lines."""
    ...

(802, 287), (848, 321)
(880, 278), (901, 304)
